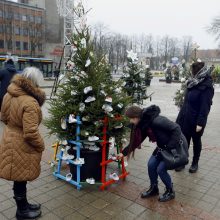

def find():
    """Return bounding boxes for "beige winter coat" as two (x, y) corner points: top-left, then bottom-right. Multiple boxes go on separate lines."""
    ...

(0, 75), (46, 181)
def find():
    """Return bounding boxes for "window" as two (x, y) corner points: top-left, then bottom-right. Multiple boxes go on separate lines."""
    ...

(14, 26), (20, 35)
(22, 15), (27, 21)
(23, 28), (28, 36)
(37, 31), (42, 37)
(0, 40), (4, 48)
(7, 40), (12, 50)
(0, 10), (3, 18)
(0, 24), (3, 33)
(6, 26), (12, 34)
(29, 29), (35, 37)
(36, 17), (42, 24)
(14, 13), (20, 20)
(6, 12), (13, 19)
(38, 43), (42, 51)
(29, 15), (34, 23)
(16, 41), (21, 50)
(23, 42), (28, 50)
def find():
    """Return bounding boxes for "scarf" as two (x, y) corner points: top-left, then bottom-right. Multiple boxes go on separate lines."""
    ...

(187, 67), (210, 89)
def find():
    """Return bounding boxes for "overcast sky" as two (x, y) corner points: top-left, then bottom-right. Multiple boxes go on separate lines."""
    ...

(87, 0), (220, 49)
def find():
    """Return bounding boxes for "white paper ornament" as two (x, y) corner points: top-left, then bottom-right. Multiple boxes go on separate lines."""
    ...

(80, 38), (86, 48)
(85, 59), (91, 67)
(85, 96), (96, 103)
(84, 86), (93, 94)
(127, 50), (138, 62)
(79, 103), (85, 112)
(69, 114), (77, 123)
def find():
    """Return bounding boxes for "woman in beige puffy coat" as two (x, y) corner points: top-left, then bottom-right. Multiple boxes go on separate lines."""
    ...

(0, 67), (45, 219)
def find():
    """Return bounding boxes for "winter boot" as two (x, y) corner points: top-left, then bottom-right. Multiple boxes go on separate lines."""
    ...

(175, 165), (185, 172)
(14, 195), (41, 219)
(159, 187), (175, 202)
(189, 161), (198, 173)
(141, 185), (159, 199)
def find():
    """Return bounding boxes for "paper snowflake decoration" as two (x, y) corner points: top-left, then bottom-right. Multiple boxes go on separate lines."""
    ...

(127, 50), (138, 62)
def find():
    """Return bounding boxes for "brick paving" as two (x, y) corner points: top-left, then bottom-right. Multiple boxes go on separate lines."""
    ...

(0, 78), (220, 219)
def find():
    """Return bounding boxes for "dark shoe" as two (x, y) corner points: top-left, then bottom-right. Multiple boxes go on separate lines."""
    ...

(28, 202), (41, 211)
(159, 188), (175, 202)
(175, 165), (185, 172)
(14, 196), (41, 219)
(189, 163), (198, 173)
(141, 185), (159, 199)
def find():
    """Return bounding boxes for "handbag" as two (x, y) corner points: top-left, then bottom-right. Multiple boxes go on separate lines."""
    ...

(159, 138), (189, 170)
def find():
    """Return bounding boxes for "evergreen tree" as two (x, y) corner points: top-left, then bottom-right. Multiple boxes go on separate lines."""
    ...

(122, 50), (147, 105)
(174, 66), (191, 108)
(44, 3), (130, 147)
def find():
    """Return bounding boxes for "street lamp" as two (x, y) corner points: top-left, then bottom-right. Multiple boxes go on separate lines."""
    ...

(192, 42), (200, 60)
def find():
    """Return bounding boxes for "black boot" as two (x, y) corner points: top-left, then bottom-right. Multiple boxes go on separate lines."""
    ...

(14, 195), (41, 219)
(22, 195), (41, 211)
(189, 161), (198, 173)
(159, 187), (175, 202)
(175, 165), (185, 172)
(141, 185), (159, 199)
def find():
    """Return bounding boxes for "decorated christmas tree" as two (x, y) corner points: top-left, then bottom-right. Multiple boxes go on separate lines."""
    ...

(44, 3), (130, 147)
(174, 66), (191, 108)
(144, 65), (153, 86)
(122, 50), (147, 105)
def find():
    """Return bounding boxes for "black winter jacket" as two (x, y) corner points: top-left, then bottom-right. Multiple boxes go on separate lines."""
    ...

(176, 75), (214, 136)
(0, 63), (17, 108)
(123, 105), (184, 156)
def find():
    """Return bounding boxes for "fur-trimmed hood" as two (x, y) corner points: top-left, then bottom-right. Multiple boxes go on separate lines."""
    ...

(7, 74), (46, 106)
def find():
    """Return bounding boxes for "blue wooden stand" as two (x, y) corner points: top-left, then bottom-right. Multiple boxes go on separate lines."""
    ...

(53, 115), (82, 190)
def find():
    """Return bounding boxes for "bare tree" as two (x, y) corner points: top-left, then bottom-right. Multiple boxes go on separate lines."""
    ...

(208, 16), (220, 44)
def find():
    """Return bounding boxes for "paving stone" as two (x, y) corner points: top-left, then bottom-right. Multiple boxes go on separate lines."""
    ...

(78, 204), (99, 217)
(2, 206), (16, 219)
(64, 212), (86, 220)
(113, 197), (133, 209)
(114, 209), (136, 220)
(0, 213), (8, 220)
(34, 193), (54, 204)
(90, 211), (112, 220)
(127, 203), (146, 216)
(201, 194), (219, 205)
(195, 200), (215, 212)
(39, 213), (61, 220)
(52, 204), (74, 217)
(79, 193), (97, 204)
(43, 198), (64, 210)
(102, 192), (120, 203)
(103, 203), (124, 216)
(91, 198), (109, 209)
(0, 199), (14, 212)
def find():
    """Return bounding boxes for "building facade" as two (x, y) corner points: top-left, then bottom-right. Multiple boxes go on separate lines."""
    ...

(0, 0), (45, 57)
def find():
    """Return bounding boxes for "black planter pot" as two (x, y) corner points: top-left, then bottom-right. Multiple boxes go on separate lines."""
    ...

(69, 146), (108, 182)
(166, 78), (172, 84)
(145, 80), (151, 86)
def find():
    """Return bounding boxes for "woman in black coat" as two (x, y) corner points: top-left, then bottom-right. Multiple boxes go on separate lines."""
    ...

(120, 105), (188, 202)
(176, 61), (214, 173)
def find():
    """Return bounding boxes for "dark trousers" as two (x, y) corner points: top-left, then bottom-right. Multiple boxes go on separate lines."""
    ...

(184, 132), (202, 163)
(148, 155), (172, 189)
(13, 181), (27, 196)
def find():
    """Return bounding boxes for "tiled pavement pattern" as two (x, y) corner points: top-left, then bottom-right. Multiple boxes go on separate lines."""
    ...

(1, 78), (220, 220)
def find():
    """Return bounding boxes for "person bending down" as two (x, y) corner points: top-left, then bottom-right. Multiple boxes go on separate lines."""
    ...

(119, 105), (188, 202)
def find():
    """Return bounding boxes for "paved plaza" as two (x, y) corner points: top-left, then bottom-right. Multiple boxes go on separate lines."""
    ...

(0, 78), (220, 220)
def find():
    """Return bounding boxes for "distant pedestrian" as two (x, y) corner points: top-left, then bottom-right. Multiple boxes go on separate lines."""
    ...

(119, 105), (188, 202)
(0, 58), (17, 109)
(0, 67), (45, 219)
(176, 61), (214, 173)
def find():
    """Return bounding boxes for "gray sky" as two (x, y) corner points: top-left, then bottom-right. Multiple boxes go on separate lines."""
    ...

(87, 0), (220, 49)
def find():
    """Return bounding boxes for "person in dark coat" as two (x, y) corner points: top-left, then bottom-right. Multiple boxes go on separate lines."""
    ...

(119, 105), (188, 202)
(176, 61), (214, 173)
(0, 59), (17, 109)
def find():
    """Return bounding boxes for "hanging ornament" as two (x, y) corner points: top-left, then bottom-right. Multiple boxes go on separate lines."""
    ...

(122, 81), (126, 87)
(117, 103), (123, 109)
(71, 90), (77, 96)
(61, 118), (67, 130)
(85, 96), (96, 103)
(114, 123), (123, 129)
(73, 75), (80, 81)
(90, 51), (94, 57)
(100, 90), (107, 96)
(67, 60), (75, 70)
(181, 78), (186, 83)
(85, 59), (91, 67)
(88, 136), (99, 141)
(80, 38), (87, 48)
(80, 71), (87, 78)
(105, 96), (112, 103)
(69, 114), (77, 124)
(82, 116), (90, 122)
(109, 137), (115, 149)
(84, 86), (93, 94)
(71, 45), (77, 53)
(102, 104), (113, 113)
(140, 73), (145, 78)
(115, 87), (122, 94)
(79, 103), (85, 112)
